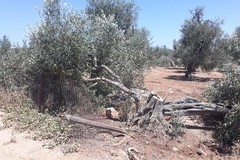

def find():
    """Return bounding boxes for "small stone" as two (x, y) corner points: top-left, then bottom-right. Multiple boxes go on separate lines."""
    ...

(196, 148), (207, 156)
(106, 107), (120, 120)
(187, 145), (192, 148)
(172, 147), (178, 152)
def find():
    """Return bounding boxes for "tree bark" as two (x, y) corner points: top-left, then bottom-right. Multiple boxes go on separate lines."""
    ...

(185, 62), (194, 78)
(129, 95), (230, 128)
(86, 76), (141, 113)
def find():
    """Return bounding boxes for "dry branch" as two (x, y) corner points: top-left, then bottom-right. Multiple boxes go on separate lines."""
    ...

(164, 108), (229, 116)
(64, 114), (126, 134)
(163, 103), (227, 111)
(162, 97), (229, 116)
(86, 77), (132, 95)
(86, 76), (141, 112)
(100, 65), (122, 82)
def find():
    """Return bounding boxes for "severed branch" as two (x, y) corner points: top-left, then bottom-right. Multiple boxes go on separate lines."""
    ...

(100, 65), (122, 82)
(86, 77), (131, 94)
(86, 55), (143, 113)
(164, 108), (229, 116)
(130, 94), (230, 127)
(64, 114), (126, 134)
(86, 76), (141, 112)
(162, 102), (229, 116)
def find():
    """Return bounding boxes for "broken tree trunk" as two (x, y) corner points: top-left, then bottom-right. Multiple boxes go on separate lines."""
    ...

(64, 114), (126, 134)
(129, 94), (230, 128)
(162, 97), (229, 116)
(130, 92), (167, 127)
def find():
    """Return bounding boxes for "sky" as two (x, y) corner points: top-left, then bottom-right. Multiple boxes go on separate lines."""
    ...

(1, 0), (240, 49)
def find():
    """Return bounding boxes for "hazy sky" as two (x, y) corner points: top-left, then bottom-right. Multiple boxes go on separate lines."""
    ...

(1, 0), (240, 48)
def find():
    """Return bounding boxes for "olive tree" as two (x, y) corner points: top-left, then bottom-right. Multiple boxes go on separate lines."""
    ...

(26, 0), (88, 112)
(23, 0), (150, 114)
(228, 27), (240, 64)
(0, 35), (12, 88)
(85, 0), (150, 98)
(174, 7), (224, 78)
(86, 0), (138, 34)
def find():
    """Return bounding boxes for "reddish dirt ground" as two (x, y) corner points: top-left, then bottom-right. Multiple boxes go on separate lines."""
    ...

(1, 67), (239, 160)
(144, 67), (223, 101)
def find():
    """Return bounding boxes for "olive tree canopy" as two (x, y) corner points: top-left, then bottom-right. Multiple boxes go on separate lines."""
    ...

(174, 7), (224, 78)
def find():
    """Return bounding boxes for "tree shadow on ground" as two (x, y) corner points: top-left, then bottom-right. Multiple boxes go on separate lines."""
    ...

(164, 75), (221, 82)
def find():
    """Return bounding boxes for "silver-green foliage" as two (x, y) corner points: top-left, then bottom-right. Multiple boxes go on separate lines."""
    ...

(205, 67), (240, 145)
(24, 0), (150, 109)
(86, 0), (138, 33)
(0, 36), (29, 89)
(174, 7), (224, 77)
(214, 104), (240, 145)
(228, 27), (240, 64)
(87, 14), (149, 86)
(27, 0), (87, 80)
(204, 67), (240, 106)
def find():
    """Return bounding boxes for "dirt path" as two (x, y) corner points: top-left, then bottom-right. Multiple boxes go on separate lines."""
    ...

(0, 111), (129, 160)
(0, 112), (63, 160)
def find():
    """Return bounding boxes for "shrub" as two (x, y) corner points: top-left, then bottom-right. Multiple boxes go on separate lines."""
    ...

(214, 104), (240, 145)
(205, 66), (240, 146)
(204, 66), (240, 106)
(157, 56), (174, 67)
(166, 112), (185, 137)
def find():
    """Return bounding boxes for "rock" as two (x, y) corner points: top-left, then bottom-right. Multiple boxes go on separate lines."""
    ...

(106, 107), (120, 120)
(172, 147), (178, 152)
(196, 148), (207, 156)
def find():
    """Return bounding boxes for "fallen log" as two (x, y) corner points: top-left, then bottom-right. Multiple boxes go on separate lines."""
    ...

(164, 108), (229, 116)
(162, 103), (229, 112)
(64, 114), (127, 134)
(129, 94), (230, 128)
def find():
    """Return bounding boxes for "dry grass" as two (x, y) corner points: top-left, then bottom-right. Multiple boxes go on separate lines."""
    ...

(0, 88), (32, 112)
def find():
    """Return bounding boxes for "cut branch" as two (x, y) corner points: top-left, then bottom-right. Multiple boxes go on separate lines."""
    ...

(100, 65), (122, 82)
(86, 76), (141, 112)
(164, 108), (229, 116)
(163, 103), (227, 111)
(129, 95), (230, 128)
(86, 77), (131, 95)
(64, 114), (126, 134)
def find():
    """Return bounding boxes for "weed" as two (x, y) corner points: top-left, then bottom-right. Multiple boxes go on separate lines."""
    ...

(61, 143), (80, 154)
(166, 112), (185, 137)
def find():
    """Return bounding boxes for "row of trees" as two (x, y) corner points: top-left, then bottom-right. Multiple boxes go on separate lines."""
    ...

(1, 0), (240, 112)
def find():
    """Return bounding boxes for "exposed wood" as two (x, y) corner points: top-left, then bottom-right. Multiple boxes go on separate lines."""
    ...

(161, 97), (229, 116)
(86, 76), (141, 112)
(100, 65), (122, 83)
(162, 103), (228, 111)
(64, 114), (126, 134)
(164, 108), (228, 116)
(129, 93), (230, 128)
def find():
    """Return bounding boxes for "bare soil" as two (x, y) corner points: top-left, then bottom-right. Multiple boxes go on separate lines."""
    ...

(0, 67), (239, 160)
